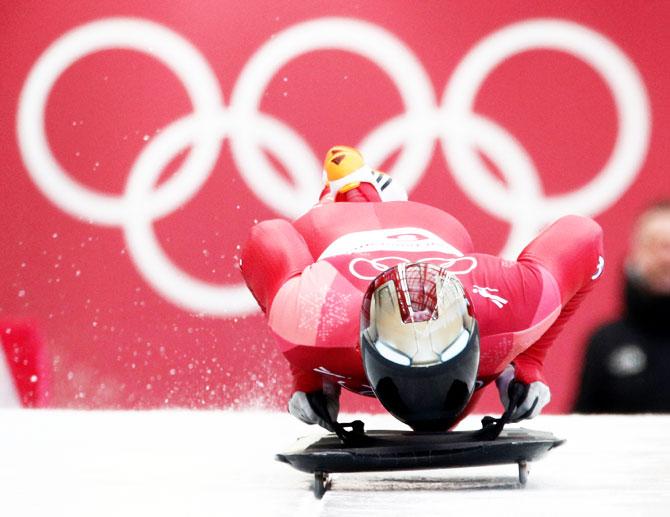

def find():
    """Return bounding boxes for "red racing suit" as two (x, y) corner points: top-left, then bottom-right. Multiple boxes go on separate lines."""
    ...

(241, 200), (604, 409)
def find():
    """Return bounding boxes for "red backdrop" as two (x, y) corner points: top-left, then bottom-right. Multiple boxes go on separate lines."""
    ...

(2, 1), (669, 413)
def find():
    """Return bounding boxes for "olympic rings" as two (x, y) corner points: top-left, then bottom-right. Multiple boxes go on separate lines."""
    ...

(16, 16), (650, 316)
(349, 256), (478, 281)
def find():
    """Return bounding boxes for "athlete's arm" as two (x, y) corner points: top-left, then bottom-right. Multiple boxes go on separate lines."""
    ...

(513, 215), (604, 383)
(240, 219), (314, 313)
(240, 219), (327, 397)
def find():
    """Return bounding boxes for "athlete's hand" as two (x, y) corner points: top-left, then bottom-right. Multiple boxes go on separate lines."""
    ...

(495, 365), (551, 422)
(288, 382), (341, 431)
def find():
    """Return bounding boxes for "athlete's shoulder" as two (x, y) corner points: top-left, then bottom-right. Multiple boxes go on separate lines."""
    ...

(518, 214), (604, 302)
(241, 218), (314, 312)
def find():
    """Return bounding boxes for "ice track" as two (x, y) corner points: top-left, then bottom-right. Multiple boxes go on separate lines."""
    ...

(0, 410), (668, 516)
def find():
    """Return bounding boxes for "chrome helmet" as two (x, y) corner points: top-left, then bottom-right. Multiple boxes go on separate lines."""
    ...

(360, 262), (480, 431)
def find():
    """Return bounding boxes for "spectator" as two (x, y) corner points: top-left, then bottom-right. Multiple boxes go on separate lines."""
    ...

(574, 200), (670, 413)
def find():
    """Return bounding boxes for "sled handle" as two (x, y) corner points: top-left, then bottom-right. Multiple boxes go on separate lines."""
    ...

(478, 381), (527, 440)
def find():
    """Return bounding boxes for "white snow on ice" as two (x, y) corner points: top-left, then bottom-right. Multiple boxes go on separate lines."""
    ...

(0, 410), (668, 516)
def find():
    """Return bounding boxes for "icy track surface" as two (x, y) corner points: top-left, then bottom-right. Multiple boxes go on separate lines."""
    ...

(1, 411), (668, 516)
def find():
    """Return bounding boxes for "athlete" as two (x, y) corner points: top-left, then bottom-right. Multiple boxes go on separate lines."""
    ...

(241, 146), (604, 431)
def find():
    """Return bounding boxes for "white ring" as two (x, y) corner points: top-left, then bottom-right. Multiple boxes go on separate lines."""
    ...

(123, 114), (257, 316)
(123, 108), (328, 315)
(441, 19), (650, 225)
(230, 17), (436, 215)
(17, 17), (223, 225)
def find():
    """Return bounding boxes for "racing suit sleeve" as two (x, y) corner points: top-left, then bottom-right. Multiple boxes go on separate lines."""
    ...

(288, 362), (326, 394)
(240, 219), (314, 313)
(240, 219), (324, 392)
(513, 215), (604, 384)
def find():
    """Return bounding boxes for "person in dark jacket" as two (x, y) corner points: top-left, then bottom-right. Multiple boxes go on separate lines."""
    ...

(574, 200), (670, 413)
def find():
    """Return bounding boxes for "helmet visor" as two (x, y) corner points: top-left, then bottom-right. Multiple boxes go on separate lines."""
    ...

(362, 263), (475, 367)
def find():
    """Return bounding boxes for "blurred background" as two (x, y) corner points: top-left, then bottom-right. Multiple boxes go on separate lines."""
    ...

(2, 0), (668, 414)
